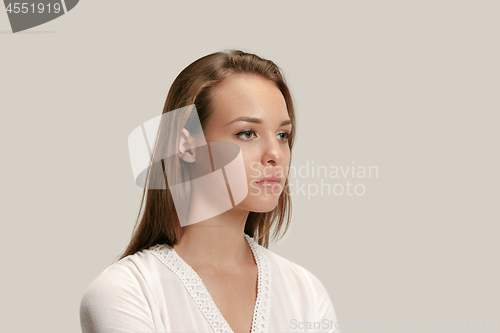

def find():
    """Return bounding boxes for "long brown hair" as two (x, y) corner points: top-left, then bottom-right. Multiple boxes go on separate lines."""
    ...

(117, 50), (297, 261)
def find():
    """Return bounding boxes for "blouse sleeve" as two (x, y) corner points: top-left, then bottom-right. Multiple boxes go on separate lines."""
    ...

(79, 260), (156, 333)
(310, 272), (341, 333)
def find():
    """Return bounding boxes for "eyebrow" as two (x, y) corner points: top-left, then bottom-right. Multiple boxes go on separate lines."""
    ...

(225, 116), (292, 127)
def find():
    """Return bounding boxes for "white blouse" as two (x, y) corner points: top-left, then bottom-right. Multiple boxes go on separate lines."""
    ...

(80, 234), (340, 333)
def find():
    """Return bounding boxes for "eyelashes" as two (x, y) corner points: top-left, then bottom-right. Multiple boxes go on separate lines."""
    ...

(235, 129), (290, 142)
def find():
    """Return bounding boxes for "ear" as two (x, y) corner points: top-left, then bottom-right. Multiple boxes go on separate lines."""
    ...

(178, 128), (196, 163)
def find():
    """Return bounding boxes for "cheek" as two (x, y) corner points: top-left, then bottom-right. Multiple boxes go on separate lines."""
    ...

(242, 150), (260, 182)
(281, 145), (291, 168)
(284, 146), (291, 161)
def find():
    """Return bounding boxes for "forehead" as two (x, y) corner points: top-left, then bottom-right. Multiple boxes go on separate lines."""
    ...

(210, 74), (289, 123)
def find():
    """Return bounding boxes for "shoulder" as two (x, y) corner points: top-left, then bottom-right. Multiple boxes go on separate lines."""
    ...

(256, 242), (330, 298)
(81, 250), (151, 302)
(79, 249), (157, 332)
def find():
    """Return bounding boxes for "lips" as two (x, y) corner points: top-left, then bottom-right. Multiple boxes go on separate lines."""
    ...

(256, 173), (282, 184)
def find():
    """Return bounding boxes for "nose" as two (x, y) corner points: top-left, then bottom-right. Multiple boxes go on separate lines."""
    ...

(261, 135), (284, 166)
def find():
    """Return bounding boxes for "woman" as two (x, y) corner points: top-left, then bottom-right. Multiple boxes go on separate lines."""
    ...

(80, 50), (340, 333)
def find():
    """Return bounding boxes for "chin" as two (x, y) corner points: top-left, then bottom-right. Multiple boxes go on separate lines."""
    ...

(238, 195), (281, 213)
(250, 203), (279, 213)
(235, 181), (283, 212)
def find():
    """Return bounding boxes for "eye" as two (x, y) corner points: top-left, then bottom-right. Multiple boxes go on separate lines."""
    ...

(277, 132), (290, 141)
(235, 129), (257, 140)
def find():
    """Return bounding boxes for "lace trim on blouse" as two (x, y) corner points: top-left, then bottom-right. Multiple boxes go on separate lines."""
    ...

(148, 233), (272, 333)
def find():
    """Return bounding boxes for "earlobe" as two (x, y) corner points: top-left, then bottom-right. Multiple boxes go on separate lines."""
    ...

(178, 128), (196, 163)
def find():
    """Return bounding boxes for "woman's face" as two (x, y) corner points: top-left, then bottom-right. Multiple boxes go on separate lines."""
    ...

(204, 74), (292, 212)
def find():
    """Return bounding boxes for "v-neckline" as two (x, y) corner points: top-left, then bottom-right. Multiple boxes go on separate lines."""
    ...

(149, 233), (272, 333)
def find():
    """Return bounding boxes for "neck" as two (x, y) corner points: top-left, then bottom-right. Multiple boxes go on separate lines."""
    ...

(172, 208), (253, 271)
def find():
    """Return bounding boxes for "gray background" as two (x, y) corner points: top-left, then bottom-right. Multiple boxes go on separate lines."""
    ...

(1, 1), (498, 332)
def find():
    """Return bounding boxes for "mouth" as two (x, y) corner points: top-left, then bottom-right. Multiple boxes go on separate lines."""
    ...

(253, 172), (283, 190)
(255, 179), (281, 188)
(257, 180), (280, 186)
